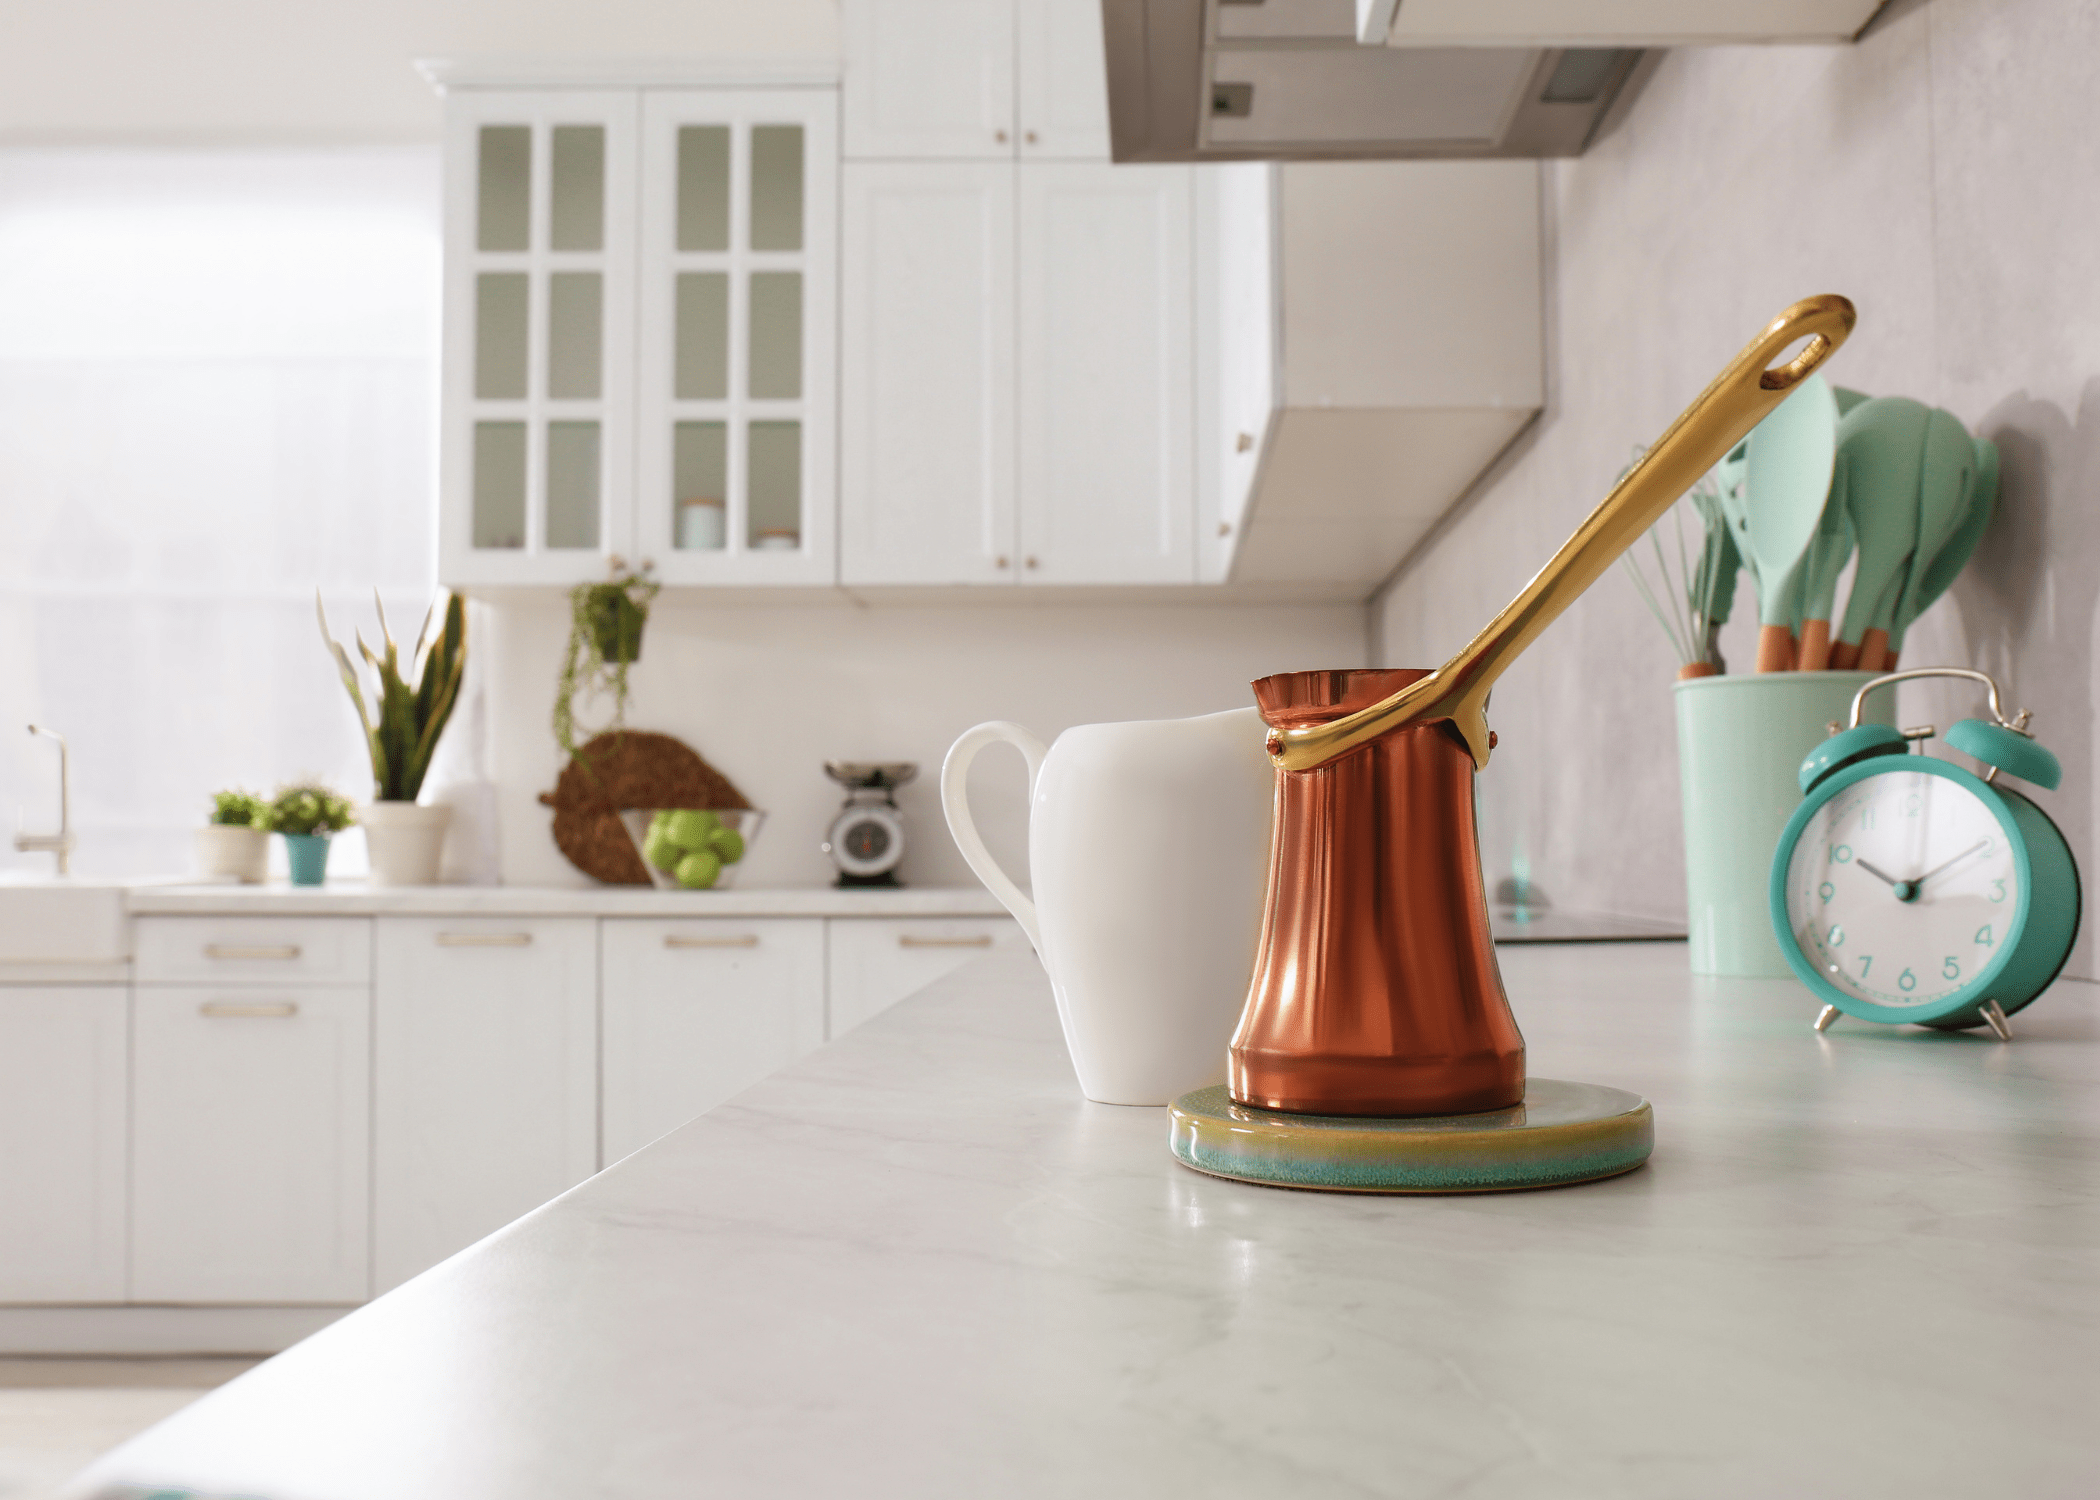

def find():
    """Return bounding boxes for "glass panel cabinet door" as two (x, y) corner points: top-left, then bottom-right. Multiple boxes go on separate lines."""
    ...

(441, 92), (638, 585)
(637, 90), (837, 584)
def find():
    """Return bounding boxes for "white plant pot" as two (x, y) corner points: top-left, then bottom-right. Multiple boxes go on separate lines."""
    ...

(194, 825), (269, 884)
(362, 802), (454, 887)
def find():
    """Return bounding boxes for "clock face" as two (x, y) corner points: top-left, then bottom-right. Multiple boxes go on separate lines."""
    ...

(1784, 767), (2019, 1008)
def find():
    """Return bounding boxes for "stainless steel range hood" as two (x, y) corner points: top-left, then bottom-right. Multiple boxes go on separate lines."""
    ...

(1104, 0), (1646, 161)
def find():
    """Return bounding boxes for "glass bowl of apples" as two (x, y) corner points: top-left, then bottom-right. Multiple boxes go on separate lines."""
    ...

(618, 808), (764, 890)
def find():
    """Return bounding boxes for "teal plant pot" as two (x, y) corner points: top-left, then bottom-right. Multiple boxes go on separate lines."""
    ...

(1674, 672), (1895, 977)
(283, 832), (333, 887)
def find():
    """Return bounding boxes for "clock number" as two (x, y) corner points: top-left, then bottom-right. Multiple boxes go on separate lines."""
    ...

(1942, 956), (1961, 981)
(1975, 924), (1994, 948)
(1898, 967), (1917, 992)
(1858, 805), (1876, 831)
(1903, 792), (1922, 816)
(1858, 954), (1872, 976)
(1818, 881), (1835, 904)
(1990, 879), (2006, 904)
(1832, 844), (1853, 864)
(1828, 924), (1844, 948)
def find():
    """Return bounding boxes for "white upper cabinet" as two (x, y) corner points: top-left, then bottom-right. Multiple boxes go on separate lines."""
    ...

(845, 0), (1109, 160)
(439, 82), (837, 589)
(441, 91), (640, 586)
(841, 163), (1016, 584)
(637, 90), (838, 585)
(1018, 164), (1194, 584)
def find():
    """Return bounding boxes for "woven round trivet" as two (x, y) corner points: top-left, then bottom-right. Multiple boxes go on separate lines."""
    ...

(537, 731), (750, 885)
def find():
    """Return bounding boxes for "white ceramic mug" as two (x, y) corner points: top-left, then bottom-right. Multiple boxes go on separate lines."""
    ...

(941, 707), (1275, 1105)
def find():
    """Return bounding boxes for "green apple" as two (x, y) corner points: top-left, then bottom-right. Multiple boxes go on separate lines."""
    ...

(663, 809), (719, 849)
(709, 825), (746, 864)
(674, 848), (722, 890)
(641, 823), (683, 871)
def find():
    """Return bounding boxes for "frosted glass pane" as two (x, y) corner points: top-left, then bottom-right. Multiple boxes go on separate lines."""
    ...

(473, 422), (526, 549)
(546, 422), (600, 550)
(474, 273), (527, 399)
(677, 126), (731, 252)
(674, 272), (728, 401)
(747, 421), (800, 548)
(547, 272), (602, 399)
(477, 127), (531, 251)
(549, 126), (605, 251)
(747, 272), (801, 400)
(749, 126), (804, 251)
(674, 422), (728, 551)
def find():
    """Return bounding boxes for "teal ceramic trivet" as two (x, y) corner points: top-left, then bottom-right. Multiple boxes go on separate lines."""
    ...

(1168, 1079), (1653, 1194)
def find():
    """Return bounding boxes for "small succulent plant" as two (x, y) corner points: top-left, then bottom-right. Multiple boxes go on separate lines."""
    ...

(208, 790), (270, 828)
(270, 784), (356, 837)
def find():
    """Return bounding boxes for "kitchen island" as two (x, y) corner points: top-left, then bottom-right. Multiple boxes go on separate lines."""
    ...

(65, 940), (2099, 1499)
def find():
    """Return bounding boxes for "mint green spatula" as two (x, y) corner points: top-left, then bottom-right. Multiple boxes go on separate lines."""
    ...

(1887, 433), (1998, 663)
(1830, 396), (1931, 669)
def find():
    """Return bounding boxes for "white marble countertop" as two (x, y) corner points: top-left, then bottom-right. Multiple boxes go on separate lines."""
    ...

(123, 882), (1008, 918)
(67, 942), (2099, 1499)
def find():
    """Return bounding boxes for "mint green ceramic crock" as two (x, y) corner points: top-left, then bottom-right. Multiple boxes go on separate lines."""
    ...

(1674, 672), (1895, 976)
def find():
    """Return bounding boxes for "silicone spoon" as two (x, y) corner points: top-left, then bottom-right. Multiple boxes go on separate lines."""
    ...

(1858, 407), (1975, 670)
(1712, 375), (1838, 671)
(1828, 397), (1930, 670)
(1886, 434), (1997, 664)
(1794, 386), (1869, 669)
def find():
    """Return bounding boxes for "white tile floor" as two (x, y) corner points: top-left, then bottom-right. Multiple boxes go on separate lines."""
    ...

(0, 1361), (257, 1500)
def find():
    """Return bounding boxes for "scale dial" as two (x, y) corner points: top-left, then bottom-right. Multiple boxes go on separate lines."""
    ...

(825, 803), (905, 879)
(1783, 768), (2018, 1010)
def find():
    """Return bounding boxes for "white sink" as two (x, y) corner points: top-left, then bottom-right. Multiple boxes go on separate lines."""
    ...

(0, 874), (133, 963)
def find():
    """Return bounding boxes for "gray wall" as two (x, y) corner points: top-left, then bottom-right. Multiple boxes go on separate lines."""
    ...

(1373, 0), (2100, 978)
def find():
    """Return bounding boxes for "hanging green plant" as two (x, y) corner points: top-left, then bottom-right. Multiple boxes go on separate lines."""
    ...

(555, 563), (661, 766)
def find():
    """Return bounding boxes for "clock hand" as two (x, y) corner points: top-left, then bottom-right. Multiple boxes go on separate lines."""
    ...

(1854, 858), (1919, 903)
(1915, 840), (1990, 891)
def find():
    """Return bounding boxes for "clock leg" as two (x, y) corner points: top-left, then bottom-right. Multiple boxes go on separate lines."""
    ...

(1979, 998), (2013, 1043)
(1814, 1005), (1841, 1033)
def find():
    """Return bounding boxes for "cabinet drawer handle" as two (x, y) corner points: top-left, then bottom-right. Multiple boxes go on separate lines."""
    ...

(436, 932), (533, 948)
(200, 1001), (299, 1019)
(899, 935), (994, 949)
(664, 934), (759, 949)
(203, 944), (302, 961)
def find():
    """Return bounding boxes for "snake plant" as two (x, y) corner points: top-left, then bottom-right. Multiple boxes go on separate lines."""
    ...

(317, 591), (467, 802)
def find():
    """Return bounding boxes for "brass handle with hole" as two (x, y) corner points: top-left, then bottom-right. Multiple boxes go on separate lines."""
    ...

(1267, 295), (1857, 773)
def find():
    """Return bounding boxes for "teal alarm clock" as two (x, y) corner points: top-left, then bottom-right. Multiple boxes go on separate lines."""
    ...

(1770, 667), (2081, 1039)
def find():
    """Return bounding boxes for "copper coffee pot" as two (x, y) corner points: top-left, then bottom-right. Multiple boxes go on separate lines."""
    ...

(1230, 296), (1857, 1117)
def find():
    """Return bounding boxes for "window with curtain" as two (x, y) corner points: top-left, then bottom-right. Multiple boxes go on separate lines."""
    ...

(0, 148), (441, 877)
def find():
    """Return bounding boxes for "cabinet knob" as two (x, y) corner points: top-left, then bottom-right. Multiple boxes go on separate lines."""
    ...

(1235, 432), (1255, 453)
(1025, 556), (1040, 570)
(995, 129), (1009, 144)
(996, 555), (1010, 569)
(1218, 521), (1233, 538)
(1024, 130), (1038, 145)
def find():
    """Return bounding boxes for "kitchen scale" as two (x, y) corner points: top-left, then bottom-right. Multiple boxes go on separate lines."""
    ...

(822, 762), (916, 887)
(1171, 294), (1858, 1194)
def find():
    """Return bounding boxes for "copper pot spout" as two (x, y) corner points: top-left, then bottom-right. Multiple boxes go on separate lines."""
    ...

(1229, 668), (1524, 1117)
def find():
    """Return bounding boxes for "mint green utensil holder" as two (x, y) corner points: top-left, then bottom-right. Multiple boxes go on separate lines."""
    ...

(1674, 672), (1895, 976)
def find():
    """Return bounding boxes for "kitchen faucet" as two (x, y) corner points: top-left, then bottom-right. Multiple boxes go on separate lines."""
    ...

(15, 725), (73, 876)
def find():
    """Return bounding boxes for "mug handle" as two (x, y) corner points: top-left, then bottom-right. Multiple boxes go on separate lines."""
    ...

(940, 721), (1047, 952)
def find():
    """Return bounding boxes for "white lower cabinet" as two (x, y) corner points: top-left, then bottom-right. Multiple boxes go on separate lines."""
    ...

(600, 918), (825, 1163)
(373, 917), (598, 1293)
(826, 917), (1016, 1037)
(0, 987), (127, 1302)
(131, 983), (371, 1304)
